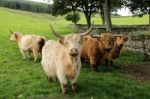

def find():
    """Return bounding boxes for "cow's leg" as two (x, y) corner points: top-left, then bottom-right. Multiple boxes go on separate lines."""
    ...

(110, 60), (114, 66)
(70, 64), (81, 92)
(20, 49), (26, 59)
(91, 64), (98, 71)
(90, 59), (98, 71)
(105, 59), (108, 66)
(61, 83), (67, 94)
(28, 51), (32, 58)
(47, 76), (53, 82)
(89, 56), (99, 71)
(71, 78), (78, 92)
(47, 76), (56, 82)
(70, 75), (78, 92)
(33, 49), (38, 63)
(71, 83), (77, 92)
(57, 68), (67, 94)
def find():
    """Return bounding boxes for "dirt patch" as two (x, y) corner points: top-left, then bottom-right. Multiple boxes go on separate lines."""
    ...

(123, 62), (150, 82)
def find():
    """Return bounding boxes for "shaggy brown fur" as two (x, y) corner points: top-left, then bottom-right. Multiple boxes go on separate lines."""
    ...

(81, 33), (115, 71)
(105, 35), (129, 66)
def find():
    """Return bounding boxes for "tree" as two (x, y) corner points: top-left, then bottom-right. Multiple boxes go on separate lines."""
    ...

(104, 0), (112, 32)
(52, 0), (99, 28)
(76, 0), (99, 28)
(98, 0), (123, 25)
(65, 13), (80, 24)
(124, 0), (150, 33)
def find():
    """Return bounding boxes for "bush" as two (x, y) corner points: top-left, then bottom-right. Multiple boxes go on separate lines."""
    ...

(65, 13), (80, 24)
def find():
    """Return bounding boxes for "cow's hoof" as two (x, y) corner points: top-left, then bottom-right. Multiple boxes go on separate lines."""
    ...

(34, 60), (37, 63)
(72, 88), (78, 93)
(72, 83), (78, 93)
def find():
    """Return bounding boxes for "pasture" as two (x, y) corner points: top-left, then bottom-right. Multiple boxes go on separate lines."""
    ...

(0, 7), (150, 99)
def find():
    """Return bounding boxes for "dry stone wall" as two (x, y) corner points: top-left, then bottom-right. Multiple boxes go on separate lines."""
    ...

(124, 35), (150, 59)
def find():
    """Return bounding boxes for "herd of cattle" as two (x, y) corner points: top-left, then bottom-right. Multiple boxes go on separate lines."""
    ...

(10, 25), (130, 94)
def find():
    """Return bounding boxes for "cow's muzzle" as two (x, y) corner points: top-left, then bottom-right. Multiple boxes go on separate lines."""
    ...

(106, 46), (112, 51)
(69, 48), (79, 57)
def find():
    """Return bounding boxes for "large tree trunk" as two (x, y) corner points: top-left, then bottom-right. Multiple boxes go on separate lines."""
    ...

(84, 13), (91, 28)
(104, 0), (112, 32)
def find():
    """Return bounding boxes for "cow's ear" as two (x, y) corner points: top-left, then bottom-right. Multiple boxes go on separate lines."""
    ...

(58, 37), (65, 45)
(14, 33), (18, 38)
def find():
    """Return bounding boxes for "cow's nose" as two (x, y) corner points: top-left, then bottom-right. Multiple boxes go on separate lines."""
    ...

(71, 48), (78, 53)
(106, 46), (112, 51)
(70, 48), (79, 56)
(119, 44), (123, 47)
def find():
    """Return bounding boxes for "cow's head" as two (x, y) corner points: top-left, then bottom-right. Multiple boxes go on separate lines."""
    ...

(9, 30), (19, 42)
(50, 25), (92, 57)
(91, 33), (115, 51)
(115, 33), (131, 48)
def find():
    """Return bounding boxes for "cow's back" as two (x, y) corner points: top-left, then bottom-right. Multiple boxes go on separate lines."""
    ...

(19, 35), (40, 50)
(81, 36), (101, 60)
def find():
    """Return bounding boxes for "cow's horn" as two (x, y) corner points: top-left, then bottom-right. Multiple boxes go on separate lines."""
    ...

(9, 30), (14, 34)
(49, 24), (64, 38)
(80, 25), (92, 36)
(80, 21), (94, 36)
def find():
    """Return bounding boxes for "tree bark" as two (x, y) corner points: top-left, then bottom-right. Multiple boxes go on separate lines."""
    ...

(84, 14), (91, 28)
(148, 13), (150, 33)
(104, 0), (112, 32)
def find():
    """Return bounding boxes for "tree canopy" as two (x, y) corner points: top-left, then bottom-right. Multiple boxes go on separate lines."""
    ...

(0, 0), (53, 14)
(124, 0), (150, 32)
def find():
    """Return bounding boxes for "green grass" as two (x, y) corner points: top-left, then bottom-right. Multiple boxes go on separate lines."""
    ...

(79, 14), (149, 25)
(0, 7), (150, 99)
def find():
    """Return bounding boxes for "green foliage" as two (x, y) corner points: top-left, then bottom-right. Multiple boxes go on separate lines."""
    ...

(65, 13), (80, 24)
(52, 0), (100, 27)
(52, 0), (71, 16)
(0, 7), (150, 99)
(124, 0), (150, 16)
(0, 0), (53, 13)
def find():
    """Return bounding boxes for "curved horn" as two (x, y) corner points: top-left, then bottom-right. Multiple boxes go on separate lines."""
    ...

(80, 25), (92, 36)
(49, 24), (64, 38)
(9, 30), (14, 34)
(80, 21), (94, 36)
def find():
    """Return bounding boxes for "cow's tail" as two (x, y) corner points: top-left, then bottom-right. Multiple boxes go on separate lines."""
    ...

(38, 37), (46, 53)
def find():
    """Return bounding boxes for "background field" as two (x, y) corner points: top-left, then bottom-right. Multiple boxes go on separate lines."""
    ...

(0, 7), (150, 99)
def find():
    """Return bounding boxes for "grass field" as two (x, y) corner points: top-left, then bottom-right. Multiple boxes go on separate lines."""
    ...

(0, 7), (150, 99)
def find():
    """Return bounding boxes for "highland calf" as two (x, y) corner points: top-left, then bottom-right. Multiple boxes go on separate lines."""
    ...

(10, 31), (46, 62)
(81, 33), (115, 71)
(41, 25), (92, 94)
